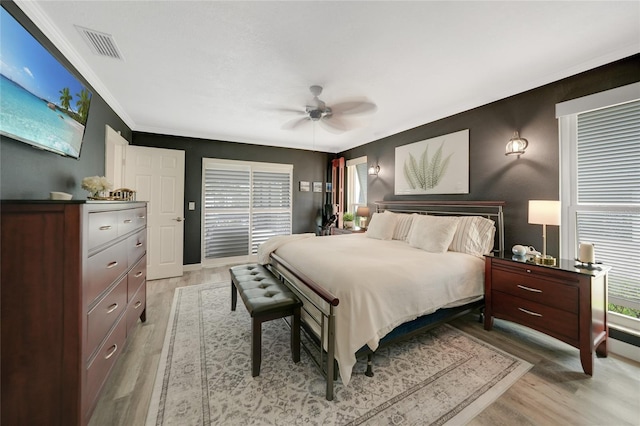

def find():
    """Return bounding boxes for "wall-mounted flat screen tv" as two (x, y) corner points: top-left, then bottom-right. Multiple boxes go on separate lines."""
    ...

(0, 6), (92, 159)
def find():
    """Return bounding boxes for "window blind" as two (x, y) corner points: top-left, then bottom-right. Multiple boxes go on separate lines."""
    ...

(576, 100), (640, 310)
(202, 161), (292, 261)
(203, 167), (251, 259)
(251, 171), (291, 253)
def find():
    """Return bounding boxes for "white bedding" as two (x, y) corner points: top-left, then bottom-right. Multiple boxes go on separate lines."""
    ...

(269, 233), (485, 386)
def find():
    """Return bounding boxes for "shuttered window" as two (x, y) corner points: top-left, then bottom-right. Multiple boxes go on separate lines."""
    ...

(202, 159), (292, 264)
(575, 100), (640, 312)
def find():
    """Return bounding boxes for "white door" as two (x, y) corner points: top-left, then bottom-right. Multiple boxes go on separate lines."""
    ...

(125, 145), (185, 280)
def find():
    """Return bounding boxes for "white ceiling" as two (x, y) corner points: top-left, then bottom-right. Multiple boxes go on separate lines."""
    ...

(15, 1), (640, 153)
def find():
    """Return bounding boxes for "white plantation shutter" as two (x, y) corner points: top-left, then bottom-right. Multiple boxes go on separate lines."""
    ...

(202, 159), (292, 263)
(575, 100), (640, 311)
(203, 166), (251, 259)
(251, 171), (292, 253)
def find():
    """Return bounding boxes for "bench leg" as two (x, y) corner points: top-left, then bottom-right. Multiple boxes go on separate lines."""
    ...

(291, 307), (301, 363)
(231, 280), (237, 311)
(251, 318), (262, 377)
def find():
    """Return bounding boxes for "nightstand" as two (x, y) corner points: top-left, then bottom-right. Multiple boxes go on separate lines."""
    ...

(329, 227), (366, 235)
(484, 254), (610, 376)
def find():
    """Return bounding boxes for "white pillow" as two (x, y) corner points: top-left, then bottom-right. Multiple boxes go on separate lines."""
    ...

(366, 212), (397, 240)
(448, 216), (496, 256)
(407, 215), (458, 253)
(383, 211), (415, 241)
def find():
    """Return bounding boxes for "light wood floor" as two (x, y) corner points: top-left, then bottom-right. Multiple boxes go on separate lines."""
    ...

(89, 266), (640, 426)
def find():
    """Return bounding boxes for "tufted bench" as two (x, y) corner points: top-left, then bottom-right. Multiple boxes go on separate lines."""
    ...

(230, 264), (302, 377)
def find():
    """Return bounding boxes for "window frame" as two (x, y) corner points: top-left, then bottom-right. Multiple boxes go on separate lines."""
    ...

(346, 156), (368, 222)
(557, 82), (640, 333)
(201, 158), (293, 267)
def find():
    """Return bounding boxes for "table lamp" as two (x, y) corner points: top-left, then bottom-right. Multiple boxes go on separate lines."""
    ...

(356, 206), (370, 229)
(528, 200), (561, 266)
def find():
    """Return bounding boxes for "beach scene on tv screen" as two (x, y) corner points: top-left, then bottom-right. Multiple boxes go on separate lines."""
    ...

(0, 8), (91, 158)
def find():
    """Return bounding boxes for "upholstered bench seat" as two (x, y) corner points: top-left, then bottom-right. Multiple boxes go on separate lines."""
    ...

(230, 264), (302, 377)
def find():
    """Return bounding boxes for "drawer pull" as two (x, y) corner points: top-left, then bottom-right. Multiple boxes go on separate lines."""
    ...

(99, 225), (112, 231)
(518, 307), (542, 317)
(124, 219), (133, 224)
(134, 301), (142, 309)
(517, 284), (542, 293)
(106, 261), (118, 269)
(135, 271), (143, 278)
(105, 344), (118, 360)
(526, 269), (532, 273)
(106, 303), (119, 314)
(138, 215), (146, 219)
(135, 242), (143, 248)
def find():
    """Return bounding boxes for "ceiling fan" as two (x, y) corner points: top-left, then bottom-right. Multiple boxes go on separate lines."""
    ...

(280, 85), (377, 133)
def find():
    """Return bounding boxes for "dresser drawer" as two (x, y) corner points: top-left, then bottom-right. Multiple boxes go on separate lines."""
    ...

(127, 229), (147, 266)
(117, 209), (139, 237)
(127, 284), (146, 335)
(133, 207), (147, 229)
(492, 268), (579, 313)
(128, 255), (146, 301)
(87, 211), (119, 250)
(87, 275), (127, 358)
(492, 291), (579, 341)
(86, 239), (128, 303)
(85, 316), (127, 418)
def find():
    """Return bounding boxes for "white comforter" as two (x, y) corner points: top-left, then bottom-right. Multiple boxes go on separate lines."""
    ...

(265, 233), (485, 386)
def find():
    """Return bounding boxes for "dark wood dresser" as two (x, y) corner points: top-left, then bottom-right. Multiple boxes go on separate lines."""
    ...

(484, 254), (609, 376)
(1, 201), (147, 425)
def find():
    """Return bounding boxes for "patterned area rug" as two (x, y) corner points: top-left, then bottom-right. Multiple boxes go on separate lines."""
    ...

(146, 282), (531, 426)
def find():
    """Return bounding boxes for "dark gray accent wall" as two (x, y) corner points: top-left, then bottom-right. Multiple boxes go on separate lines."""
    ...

(0, 1), (132, 200)
(131, 133), (331, 265)
(339, 55), (640, 259)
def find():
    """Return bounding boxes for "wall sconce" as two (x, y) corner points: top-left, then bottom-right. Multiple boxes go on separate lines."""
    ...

(528, 200), (561, 266)
(368, 164), (380, 176)
(505, 131), (528, 156)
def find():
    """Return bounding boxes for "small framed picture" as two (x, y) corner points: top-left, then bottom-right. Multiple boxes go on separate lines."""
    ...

(326, 182), (332, 192)
(313, 182), (322, 193)
(299, 181), (310, 192)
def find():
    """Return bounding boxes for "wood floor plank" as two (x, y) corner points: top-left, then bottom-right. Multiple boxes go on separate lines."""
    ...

(89, 266), (640, 426)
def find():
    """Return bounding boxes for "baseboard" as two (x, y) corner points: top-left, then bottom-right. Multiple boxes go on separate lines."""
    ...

(609, 337), (640, 363)
(183, 263), (202, 272)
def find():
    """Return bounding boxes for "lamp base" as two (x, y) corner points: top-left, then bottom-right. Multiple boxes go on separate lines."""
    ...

(535, 255), (556, 266)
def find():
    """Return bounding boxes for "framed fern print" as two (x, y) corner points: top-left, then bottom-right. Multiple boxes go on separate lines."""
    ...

(394, 129), (469, 195)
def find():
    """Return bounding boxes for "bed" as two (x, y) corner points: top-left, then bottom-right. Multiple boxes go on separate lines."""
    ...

(262, 200), (505, 400)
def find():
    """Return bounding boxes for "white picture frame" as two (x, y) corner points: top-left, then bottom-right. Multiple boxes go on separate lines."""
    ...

(394, 129), (469, 195)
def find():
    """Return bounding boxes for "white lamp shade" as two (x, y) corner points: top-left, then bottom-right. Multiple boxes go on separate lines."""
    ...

(528, 200), (561, 226)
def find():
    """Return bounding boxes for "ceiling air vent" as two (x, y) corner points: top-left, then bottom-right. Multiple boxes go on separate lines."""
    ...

(75, 25), (123, 60)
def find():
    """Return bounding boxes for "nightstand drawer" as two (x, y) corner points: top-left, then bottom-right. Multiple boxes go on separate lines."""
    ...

(492, 268), (578, 313)
(493, 291), (578, 341)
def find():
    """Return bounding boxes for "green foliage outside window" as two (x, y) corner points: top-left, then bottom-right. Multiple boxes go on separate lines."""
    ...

(609, 303), (640, 319)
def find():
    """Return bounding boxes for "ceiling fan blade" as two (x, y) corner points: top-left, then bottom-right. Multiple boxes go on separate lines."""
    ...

(319, 117), (350, 134)
(272, 107), (306, 115)
(330, 99), (377, 115)
(282, 116), (310, 130)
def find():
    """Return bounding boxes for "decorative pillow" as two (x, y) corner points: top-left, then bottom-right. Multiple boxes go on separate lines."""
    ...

(407, 214), (458, 253)
(448, 216), (496, 256)
(383, 211), (415, 241)
(366, 212), (397, 240)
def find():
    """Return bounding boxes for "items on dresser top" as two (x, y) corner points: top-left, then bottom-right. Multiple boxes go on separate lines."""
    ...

(1, 201), (148, 426)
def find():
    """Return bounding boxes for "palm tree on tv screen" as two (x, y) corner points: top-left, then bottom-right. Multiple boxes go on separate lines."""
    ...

(75, 88), (91, 124)
(59, 87), (72, 111)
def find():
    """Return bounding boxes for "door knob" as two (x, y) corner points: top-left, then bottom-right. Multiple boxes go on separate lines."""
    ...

(173, 217), (184, 222)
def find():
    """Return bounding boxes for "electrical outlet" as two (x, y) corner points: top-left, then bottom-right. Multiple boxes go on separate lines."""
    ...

(188, 202), (195, 211)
